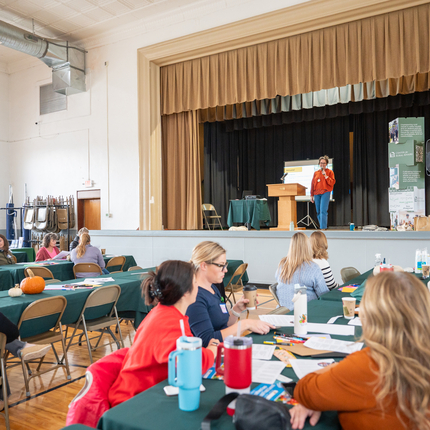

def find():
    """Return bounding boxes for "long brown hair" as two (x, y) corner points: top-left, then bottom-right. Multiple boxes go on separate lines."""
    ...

(76, 233), (91, 258)
(0, 234), (10, 253)
(361, 272), (430, 429)
(142, 260), (195, 306)
(310, 231), (329, 260)
(277, 232), (312, 283)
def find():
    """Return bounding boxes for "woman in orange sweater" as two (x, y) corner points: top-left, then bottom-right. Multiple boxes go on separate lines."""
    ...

(290, 271), (430, 430)
(310, 155), (335, 230)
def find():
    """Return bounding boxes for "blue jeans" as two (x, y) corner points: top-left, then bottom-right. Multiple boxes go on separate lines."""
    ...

(314, 192), (330, 229)
(102, 268), (110, 274)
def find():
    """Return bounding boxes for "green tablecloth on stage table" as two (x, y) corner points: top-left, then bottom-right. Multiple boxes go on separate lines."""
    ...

(227, 199), (271, 230)
(0, 270), (151, 336)
(61, 425), (96, 430)
(12, 247), (36, 262)
(0, 255), (137, 291)
(97, 299), (359, 430)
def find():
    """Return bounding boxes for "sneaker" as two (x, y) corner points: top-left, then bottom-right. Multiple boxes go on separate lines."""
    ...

(19, 344), (51, 361)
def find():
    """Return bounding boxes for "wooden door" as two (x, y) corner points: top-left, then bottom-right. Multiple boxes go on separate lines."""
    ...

(84, 199), (101, 230)
(77, 190), (101, 230)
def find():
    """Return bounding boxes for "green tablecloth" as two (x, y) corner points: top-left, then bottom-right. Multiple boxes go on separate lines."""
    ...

(227, 200), (271, 230)
(97, 300), (357, 430)
(12, 247), (36, 262)
(61, 425), (96, 430)
(0, 255), (137, 291)
(11, 251), (27, 263)
(0, 270), (150, 336)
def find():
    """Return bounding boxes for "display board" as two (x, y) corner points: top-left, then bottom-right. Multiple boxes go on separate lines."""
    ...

(283, 159), (334, 198)
(388, 117), (425, 230)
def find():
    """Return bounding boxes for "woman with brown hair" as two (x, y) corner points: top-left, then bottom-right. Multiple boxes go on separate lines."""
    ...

(290, 271), (430, 430)
(276, 232), (328, 310)
(109, 260), (218, 407)
(35, 232), (60, 261)
(0, 234), (15, 265)
(309, 231), (338, 290)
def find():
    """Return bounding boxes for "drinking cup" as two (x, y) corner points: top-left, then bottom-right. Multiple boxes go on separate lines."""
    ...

(422, 265), (430, 278)
(101, 248), (106, 255)
(342, 297), (356, 319)
(243, 285), (257, 310)
(168, 336), (202, 411)
(215, 336), (252, 394)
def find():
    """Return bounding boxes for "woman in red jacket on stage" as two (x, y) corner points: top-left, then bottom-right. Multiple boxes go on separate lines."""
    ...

(310, 155), (335, 230)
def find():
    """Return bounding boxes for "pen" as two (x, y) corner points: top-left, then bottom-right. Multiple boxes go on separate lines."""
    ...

(263, 341), (276, 345)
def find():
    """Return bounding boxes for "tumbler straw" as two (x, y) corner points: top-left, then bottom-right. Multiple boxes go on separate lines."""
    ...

(180, 319), (186, 337)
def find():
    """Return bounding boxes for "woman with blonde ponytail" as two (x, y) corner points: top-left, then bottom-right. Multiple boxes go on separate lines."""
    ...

(290, 271), (430, 430)
(70, 233), (107, 277)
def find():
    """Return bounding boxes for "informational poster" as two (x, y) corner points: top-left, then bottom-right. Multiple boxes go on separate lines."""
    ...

(388, 117), (425, 230)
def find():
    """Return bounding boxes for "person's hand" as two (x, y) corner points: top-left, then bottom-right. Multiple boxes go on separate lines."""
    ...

(246, 319), (275, 335)
(310, 196), (314, 203)
(290, 404), (321, 429)
(233, 297), (248, 313)
(206, 338), (220, 360)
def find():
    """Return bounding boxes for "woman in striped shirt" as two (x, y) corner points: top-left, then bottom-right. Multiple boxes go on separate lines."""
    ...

(310, 231), (338, 290)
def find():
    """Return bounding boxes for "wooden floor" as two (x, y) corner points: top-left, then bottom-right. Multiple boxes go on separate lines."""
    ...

(4, 289), (276, 430)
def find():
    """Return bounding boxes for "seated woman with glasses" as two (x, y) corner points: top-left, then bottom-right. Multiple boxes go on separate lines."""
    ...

(290, 271), (430, 430)
(186, 241), (275, 347)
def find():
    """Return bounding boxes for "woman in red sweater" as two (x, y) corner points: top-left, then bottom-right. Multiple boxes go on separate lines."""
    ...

(35, 233), (60, 261)
(290, 272), (430, 430)
(310, 155), (335, 230)
(109, 260), (218, 407)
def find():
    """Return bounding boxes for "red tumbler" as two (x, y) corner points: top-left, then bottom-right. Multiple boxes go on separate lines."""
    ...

(215, 336), (252, 394)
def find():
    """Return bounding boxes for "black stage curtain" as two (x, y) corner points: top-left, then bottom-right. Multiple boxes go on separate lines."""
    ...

(204, 116), (351, 227)
(204, 91), (430, 229)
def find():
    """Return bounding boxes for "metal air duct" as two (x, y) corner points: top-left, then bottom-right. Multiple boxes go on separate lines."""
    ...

(0, 20), (86, 95)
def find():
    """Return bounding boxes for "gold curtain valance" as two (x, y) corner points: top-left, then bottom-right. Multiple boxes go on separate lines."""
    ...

(161, 4), (430, 116)
(198, 72), (430, 123)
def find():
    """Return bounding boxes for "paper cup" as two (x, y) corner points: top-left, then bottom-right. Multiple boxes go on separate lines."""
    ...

(342, 297), (356, 319)
(422, 265), (430, 278)
(243, 285), (257, 310)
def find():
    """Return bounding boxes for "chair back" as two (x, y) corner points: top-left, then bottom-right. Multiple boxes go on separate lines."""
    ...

(73, 263), (103, 278)
(202, 204), (215, 211)
(24, 266), (54, 280)
(267, 306), (290, 315)
(17, 296), (67, 339)
(225, 263), (248, 304)
(0, 332), (10, 430)
(340, 267), (361, 284)
(128, 266), (143, 271)
(0, 333), (6, 355)
(106, 256), (126, 272)
(11, 254), (17, 264)
(269, 282), (281, 306)
(81, 285), (121, 321)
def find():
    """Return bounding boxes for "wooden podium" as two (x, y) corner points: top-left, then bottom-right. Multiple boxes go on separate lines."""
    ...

(267, 183), (306, 230)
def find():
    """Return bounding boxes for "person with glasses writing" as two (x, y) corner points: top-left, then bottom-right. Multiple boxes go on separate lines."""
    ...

(187, 241), (275, 347)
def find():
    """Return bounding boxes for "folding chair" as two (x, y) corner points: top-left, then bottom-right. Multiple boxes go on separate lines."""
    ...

(73, 263), (103, 279)
(0, 333), (10, 430)
(269, 282), (281, 306)
(340, 267), (361, 284)
(64, 285), (124, 364)
(24, 266), (60, 284)
(15, 296), (71, 397)
(225, 263), (248, 305)
(128, 266), (143, 271)
(202, 204), (223, 230)
(11, 255), (17, 264)
(106, 256), (126, 273)
(267, 306), (290, 315)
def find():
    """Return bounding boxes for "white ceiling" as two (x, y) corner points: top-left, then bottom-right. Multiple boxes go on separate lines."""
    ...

(0, 0), (311, 65)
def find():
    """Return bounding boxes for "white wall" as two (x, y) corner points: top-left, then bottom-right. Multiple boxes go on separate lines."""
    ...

(3, 0), (310, 231)
(91, 230), (430, 285)
(0, 70), (9, 231)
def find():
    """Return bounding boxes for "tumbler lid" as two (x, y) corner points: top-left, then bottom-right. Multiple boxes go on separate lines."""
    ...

(224, 335), (252, 349)
(243, 284), (257, 292)
(176, 336), (202, 350)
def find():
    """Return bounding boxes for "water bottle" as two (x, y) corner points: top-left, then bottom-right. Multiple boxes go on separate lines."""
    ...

(168, 336), (202, 411)
(375, 253), (382, 267)
(292, 284), (307, 335)
(289, 221), (295, 231)
(415, 249), (423, 274)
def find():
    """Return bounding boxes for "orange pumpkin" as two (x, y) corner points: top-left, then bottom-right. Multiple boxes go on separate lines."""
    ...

(20, 269), (45, 294)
